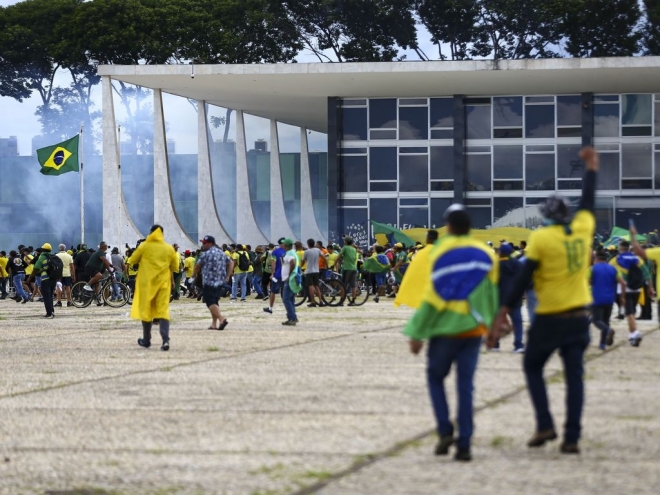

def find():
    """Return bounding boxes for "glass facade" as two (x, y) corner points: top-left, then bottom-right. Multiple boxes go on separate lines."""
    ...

(337, 94), (660, 246)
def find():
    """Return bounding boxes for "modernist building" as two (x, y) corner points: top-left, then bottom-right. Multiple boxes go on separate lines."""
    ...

(98, 57), (660, 249)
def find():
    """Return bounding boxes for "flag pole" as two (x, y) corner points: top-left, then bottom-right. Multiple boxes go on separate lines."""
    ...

(117, 125), (122, 252)
(80, 124), (85, 244)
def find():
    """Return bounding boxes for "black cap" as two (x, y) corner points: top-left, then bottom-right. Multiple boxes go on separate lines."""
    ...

(200, 235), (216, 244)
(277, 237), (286, 245)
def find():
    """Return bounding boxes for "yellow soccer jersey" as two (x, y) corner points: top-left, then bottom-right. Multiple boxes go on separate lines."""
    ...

(184, 256), (195, 278)
(525, 210), (595, 315)
(645, 247), (660, 292)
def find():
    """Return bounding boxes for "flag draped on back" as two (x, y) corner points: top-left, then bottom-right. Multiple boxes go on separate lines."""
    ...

(37, 135), (80, 176)
(402, 235), (499, 340)
(363, 254), (390, 274)
(394, 245), (433, 309)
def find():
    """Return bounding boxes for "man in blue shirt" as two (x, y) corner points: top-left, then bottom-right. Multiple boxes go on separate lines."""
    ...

(194, 235), (234, 331)
(592, 250), (625, 350)
(263, 237), (287, 315)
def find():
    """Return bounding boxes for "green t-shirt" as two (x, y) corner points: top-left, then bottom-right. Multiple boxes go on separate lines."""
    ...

(86, 249), (107, 272)
(340, 245), (357, 271)
(395, 251), (408, 265)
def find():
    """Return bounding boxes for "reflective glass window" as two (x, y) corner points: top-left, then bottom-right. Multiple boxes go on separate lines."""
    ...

(525, 105), (555, 138)
(466, 207), (491, 229)
(493, 180), (523, 190)
(557, 95), (582, 126)
(598, 153), (619, 189)
(622, 94), (652, 125)
(370, 198), (398, 226)
(431, 181), (454, 191)
(399, 106), (429, 140)
(369, 99), (397, 129)
(557, 145), (583, 179)
(430, 146), (453, 180)
(370, 182), (397, 192)
(430, 98), (453, 128)
(655, 152), (660, 189)
(655, 103), (660, 136)
(369, 147), (397, 181)
(370, 129), (397, 140)
(341, 108), (367, 140)
(466, 105), (491, 139)
(399, 207), (429, 229)
(622, 143), (652, 178)
(494, 197), (524, 225)
(525, 153), (555, 190)
(430, 198), (452, 228)
(399, 154), (429, 192)
(466, 154), (491, 191)
(340, 155), (368, 192)
(594, 103), (619, 137)
(493, 146), (522, 179)
(431, 129), (453, 139)
(493, 97), (522, 127)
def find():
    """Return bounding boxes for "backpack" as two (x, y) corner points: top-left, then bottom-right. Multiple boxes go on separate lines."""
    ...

(626, 262), (644, 291)
(237, 251), (251, 271)
(46, 254), (64, 280)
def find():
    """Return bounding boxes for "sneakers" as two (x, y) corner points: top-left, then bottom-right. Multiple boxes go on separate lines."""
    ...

(606, 329), (615, 346)
(434, 435), (455, 455)
(230, 298), (236, 303)
(374, 296), (379, 303)
(37, 297), (44, 302)
(454, 447), (472, 462)
(616, 314), (625, 320)
(255, 295), (263, 299)
(161, 341), (170, 351)
(629, 331), (642, 347)
(560, 442), (580, 454)
(527, 429), (558, 447)
(83, 284), (93, 292)
(513, 347), (525, 354)
(282, 320), (297, 326)
(240, 299), (246, 302)
(55, 301), (62, 307)
(262, 296), (269, 301)
(43, 314), (54, 319)
(137, 338), (151, 348)
(263, 307), (273, 314)
(67, 301), (73, 307)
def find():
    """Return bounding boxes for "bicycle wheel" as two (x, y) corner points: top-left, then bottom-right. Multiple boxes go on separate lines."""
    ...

(321, 279), (346, 307)
(348, 285), (370, 306)
(102, 281), (130, 308)
(70, 281), (94, 308)
(294, 289), (307, 307)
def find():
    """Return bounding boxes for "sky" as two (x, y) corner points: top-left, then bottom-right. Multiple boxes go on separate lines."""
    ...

(0, 0), (437, 156)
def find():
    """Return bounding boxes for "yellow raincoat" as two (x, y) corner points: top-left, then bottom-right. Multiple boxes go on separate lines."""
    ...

(394, 244), (433, 309)
(127, 228), (179, 322)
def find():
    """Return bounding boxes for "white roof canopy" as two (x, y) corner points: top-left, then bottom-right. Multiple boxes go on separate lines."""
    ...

(98, 57), (660, 133)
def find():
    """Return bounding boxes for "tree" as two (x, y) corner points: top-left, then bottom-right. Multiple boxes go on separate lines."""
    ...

(640, 0), (660, 55)
(562, 0), (642, 57)
(283, 0), (422, 62)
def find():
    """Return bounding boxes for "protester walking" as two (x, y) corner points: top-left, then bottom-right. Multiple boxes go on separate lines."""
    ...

(193, 235), (233, 331)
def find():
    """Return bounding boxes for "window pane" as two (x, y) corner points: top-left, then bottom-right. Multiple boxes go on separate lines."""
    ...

(430, 98), (453, 128)
(493, 128), (523, 138)
(399, 154), (429, 192)
(526, 96), (554, 103)
(431, 129), (453, 139)
(493, 97), (522, 127)
(430, 146), (454, 180)
(598, 153), (619, 189)
(400, 207), (429, 229)
(655, 152), (660, 189)
(431, 198), (453, 228)
(557, 144), (583, 179)
(370, 182), (397, 192)
(622, 94), (652, 125)
(466, 154), (491, 191)
(622, 179), (653, 189)
(370, 198), (397, 226)
(494, 197), (524, 226)
(400, 198), (428, 206)
(622, 143), (652, 178)
(370, 129), (397, 140)
(655, 103), (660, 137)
(621, 126), (652, 136)
(525, 153), (555, 190)
(431, 181), (454, 191)
(557, 95), (582, 126)
(525, 105), (555, 138)
(594, 104), (619, 137)
(340, 208), (368, 248)
(493, 180), (523, 190)
(399, 107), (429, 140)
(400, 98), (427, 106)
(369, 99), (397, 129)
(340, 155), (367, 192)
(466, 207), (491, 229)
(341, 108), (367, 140)
(493, 145), (522, 179)
(369, 147), (397, 180)
(557, 179), (582, 190)
(466, 105), (491, 139)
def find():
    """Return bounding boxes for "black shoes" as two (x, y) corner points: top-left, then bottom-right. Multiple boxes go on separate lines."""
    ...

(527, 429), (558, 447)
(560, 442), (580, 454)
(161, 341), (170, 351)
(434, 435), (455, 455)
(454, 448), (472, 462)
(137, 338), (151, 348)
(55, 301), (62, 307)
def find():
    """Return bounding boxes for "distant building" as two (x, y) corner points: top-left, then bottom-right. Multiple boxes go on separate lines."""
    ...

(254, 139), (268, 152)
(0, 136), (18, 157)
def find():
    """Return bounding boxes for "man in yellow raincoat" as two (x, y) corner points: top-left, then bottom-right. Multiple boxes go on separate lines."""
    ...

(128, 225), (180, 351)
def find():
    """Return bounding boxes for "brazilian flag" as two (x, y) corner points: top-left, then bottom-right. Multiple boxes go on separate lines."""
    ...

(37, 135), (80, 176)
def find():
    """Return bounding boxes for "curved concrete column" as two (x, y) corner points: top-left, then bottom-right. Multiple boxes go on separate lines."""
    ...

(269, 120), (296, 242)
(153, 89), (197, 250)
(300, 128), (327, 244)
(102, 76), (143, 248)
(235, 110), (269, 245)
(197, 101), (233, 244)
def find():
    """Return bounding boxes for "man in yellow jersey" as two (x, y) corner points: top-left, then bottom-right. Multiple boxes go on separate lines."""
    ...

(492, 146), (599, 455)
(630, 226), (660, 325)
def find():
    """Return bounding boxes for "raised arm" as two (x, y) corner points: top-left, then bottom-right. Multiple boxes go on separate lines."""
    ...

(578, 146), (599, 213)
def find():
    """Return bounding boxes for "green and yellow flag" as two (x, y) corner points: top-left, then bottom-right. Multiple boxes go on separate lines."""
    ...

(37, 135), (80, 176)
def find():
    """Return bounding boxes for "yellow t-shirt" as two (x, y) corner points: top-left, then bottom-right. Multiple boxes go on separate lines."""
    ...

(297, 249), (306, 271)
(231, 251), (253, 274)
(645, 247), (660, 291)
(184, 256), (195, 278)
(326, 252), (338, 270)
(0, 256), (7, 278)
(24, 255), (34, 276)
(525, 210), (595, 314)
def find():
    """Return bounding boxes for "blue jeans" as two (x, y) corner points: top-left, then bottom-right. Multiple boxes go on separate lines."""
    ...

(511, 305), (524, 350)
(13, 273), (28, 300)
(427, 336), (482, 450)
(526, 289), (538, 324)
(282, 282), (297, 322)
(231, 272), (248, 300)
(251, 273), (264, 296)
(524, 315), (589, 444)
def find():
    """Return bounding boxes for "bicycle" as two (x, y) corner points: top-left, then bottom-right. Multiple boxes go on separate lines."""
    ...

(295, 272), (347, 307)
(347, 272), (370, 306)
(70, 272), (130, 308)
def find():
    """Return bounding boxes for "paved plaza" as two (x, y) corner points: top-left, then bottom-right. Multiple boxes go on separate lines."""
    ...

(0, 297), (657, 495)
